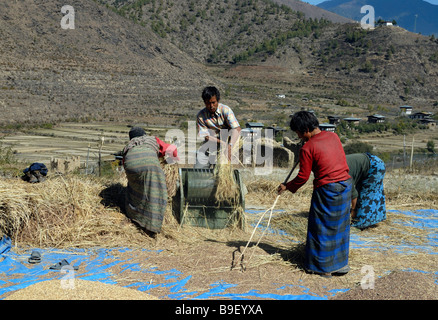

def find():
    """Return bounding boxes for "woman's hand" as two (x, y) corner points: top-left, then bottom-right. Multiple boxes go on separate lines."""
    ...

(277, 183), (287, 195)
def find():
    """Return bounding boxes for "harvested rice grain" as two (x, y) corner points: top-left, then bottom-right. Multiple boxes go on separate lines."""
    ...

(331, 271), (438, 300)
(3, 279), (158, 300)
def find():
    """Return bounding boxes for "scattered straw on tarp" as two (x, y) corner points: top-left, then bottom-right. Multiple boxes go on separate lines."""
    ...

(234, 194), (281, 271)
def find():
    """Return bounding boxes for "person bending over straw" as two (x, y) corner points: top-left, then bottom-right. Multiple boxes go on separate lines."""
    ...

(346, 153), (386, 230)
(122, 127), (179, 236)
(277, 111), (352, 278)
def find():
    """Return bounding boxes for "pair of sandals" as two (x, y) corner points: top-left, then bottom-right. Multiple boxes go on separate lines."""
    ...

(28, 251), (78, 270)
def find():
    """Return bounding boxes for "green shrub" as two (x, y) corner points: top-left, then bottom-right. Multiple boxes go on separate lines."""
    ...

(427, 140), (436, 153)
(0, 142), (16, 165)
(343, 141), (373, 155)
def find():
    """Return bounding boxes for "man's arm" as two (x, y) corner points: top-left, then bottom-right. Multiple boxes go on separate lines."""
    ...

(229, 127), (241, 146)
(227, 126), (241, 161)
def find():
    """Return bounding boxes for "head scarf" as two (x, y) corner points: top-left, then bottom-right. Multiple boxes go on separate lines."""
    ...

(129, 127), (146, 140)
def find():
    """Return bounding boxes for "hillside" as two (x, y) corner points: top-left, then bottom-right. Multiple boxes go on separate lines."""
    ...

(98, 0), (336, 64)
(272, 0), (354, 23)
(98, 0), (438, 109)
(218, 22), (438, 116)
(0, 0), (212, 125)
(1, 0), (438, 128)
(318, 0), (438, 36)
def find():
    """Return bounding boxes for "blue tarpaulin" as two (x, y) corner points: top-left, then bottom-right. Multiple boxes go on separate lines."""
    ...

(1, 209), (437, 300)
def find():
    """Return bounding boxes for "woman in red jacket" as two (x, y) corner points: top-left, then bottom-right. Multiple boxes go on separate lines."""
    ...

(278, 111), (352, 278)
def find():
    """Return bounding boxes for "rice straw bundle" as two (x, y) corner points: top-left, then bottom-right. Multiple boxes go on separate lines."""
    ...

(214, 166), (240, 206)
(213, 147), (241, 205)
(159, 158), (179, 198)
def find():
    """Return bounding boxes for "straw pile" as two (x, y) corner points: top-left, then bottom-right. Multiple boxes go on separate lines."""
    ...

(0, 151), (247, 249)
(0, 175), (150, 248)
(0, 172), (187, 249)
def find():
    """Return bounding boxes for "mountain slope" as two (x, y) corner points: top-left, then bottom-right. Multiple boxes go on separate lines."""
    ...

(0, 0), (211, 125)
(1, 0), (438, 127)
(318, 0), (438, 36)
(272, 0), (354, 23)
(98, 0), (334, 63)
(221, 21), (438, 110)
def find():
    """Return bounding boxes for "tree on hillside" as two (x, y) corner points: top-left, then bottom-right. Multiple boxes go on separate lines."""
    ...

(427, 140), (436, 154)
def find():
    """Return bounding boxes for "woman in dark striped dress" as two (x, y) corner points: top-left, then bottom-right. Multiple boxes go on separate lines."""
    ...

(122, 127), (179, 235)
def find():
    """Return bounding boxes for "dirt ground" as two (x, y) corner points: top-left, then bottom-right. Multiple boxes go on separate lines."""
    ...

(1, 169), (437, 302)
(2, 206), (437, 302)
(2, 225), (436, 301)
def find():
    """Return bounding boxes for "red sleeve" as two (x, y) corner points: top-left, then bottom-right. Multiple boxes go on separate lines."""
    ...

(155, 137), (180, 160)
(285, 148), (312, 193)
(156, 137), (171, 158)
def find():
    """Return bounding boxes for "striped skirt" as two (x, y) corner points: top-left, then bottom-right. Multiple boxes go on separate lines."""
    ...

(124, 145), (168, 233)
(352, 153), (386, 229)
(305, 179), (352, 274)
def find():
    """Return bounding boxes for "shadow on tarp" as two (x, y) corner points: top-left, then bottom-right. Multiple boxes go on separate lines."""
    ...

(1, 209), (437, 300)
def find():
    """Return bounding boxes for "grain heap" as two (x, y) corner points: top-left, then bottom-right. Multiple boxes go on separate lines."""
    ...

(3, 279), (158, 300)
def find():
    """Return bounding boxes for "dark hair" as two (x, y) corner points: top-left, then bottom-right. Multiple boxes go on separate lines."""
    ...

(129, 126), (146, 140)
(289, 111), (319, 134)
(202, 86), (220, 102)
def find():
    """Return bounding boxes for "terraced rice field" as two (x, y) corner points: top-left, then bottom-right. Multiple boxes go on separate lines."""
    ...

(1, 122), (173, 167)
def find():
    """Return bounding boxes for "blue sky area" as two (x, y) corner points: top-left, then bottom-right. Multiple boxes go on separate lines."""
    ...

(302, 0), (438, 6)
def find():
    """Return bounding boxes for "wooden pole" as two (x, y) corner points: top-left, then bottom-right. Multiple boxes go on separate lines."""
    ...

(98, 133), (104, 177)
(403, 135), (406, 167)
(410, 136), (414, 171)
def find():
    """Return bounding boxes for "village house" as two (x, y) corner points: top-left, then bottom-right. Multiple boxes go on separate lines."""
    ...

(267, 126), (285, 138)
(408, 112), (436, 129)
(343, 117), (361, 126)
(400, 105), (413, 115)
(319, 123), (336, 132)
(327, 116), (341, 125)
(418, 118), (437, 129)
(367, 114), (386, 123)
(409, 111), (433, 120)
(245, 122), (264, 130)
(241, 122), (264, 140)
